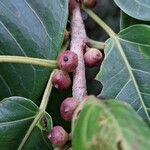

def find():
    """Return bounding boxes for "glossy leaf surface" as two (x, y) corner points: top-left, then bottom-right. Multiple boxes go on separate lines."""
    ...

(114, 0), (150, 21)
(0, 0), (68, 102)
(0, 96), (53, 150)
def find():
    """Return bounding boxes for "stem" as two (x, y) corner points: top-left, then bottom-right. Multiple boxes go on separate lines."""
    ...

(18, 110), (44, 150)
(18, 71), (55, 150)
(70, 4), (87, 100)
(86, 38), (105, 49)
(39, 70), (55, 110)
(0, 55), (57, 68)
(82, 6), (116, 38)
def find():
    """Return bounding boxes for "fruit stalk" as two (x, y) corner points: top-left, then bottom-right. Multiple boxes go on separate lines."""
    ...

(0, 55), (57, 68)
(70, 3), (87, 100)
(86, 37), (105, 49)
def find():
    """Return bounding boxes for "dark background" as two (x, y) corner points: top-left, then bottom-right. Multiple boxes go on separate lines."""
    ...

(84, 0), (120, 41)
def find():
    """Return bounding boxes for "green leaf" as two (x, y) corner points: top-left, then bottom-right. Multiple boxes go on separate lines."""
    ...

(120, 11), (150, 30)
(98, 25), (150, 124)
(0, 96), (53, 150)
(113, 0), (150, 21)
(0, 0), (68, 102)
(72, 96), (150, 150)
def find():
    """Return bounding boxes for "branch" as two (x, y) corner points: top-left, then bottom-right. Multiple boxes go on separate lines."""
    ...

(70, 4), (87, 100)
(39, 70), (55, 110)
(86, 38), (105, 50)
(0, 55), (57, 68)
(18, 71), (55, 149)
(82, 6), (115, 38)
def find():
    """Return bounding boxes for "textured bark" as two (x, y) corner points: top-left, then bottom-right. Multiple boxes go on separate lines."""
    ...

(70, 4), (87, 100)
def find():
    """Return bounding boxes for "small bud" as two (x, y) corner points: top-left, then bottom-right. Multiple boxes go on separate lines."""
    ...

(84, 48), (103, 67)
(52, 70), (71, 90)
(48, 126), (69, 147)
(60, 97), (79, 121)
(83, 0), (97, 8)
(57, 50), (78, 72)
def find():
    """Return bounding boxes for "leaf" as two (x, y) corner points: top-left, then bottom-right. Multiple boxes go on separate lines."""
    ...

(120, 11), (150, 30)
(72, 96), (150, 150)
(0, 96), (53, 150)
(113, 0), (150, 21)
(98, 25), (150, 124)
(0, 0), (68, 102)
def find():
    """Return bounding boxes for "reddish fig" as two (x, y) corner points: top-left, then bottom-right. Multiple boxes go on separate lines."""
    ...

(52, 70), (71, 90)
(83, 0), (97, 8)
(48, 126), (69, 147)
(57, 50), (78, 72)
(60, 97), (79, 121)
(69, 0), (77, 11)
(84, 48), (103, 67)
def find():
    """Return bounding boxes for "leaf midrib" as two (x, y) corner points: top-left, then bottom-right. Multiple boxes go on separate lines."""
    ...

(0, 21), (36, 96)
(0, 116), (35, 126)
(119, 37), (150, 48)
(113, 36), (150, 122)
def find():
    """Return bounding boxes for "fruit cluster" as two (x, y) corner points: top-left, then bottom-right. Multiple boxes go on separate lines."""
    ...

(48, 0), (103, 148)
(49, 47), (103, 147)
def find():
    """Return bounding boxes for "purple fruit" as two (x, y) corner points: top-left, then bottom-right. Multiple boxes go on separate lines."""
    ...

(83, 0), (97, 8)
(57, 50), (78, 72)
(60, 97), (79, 121)
(48, 126), (69, 147)
(84, 48), (103, 67)
(52, 70), (71, 90)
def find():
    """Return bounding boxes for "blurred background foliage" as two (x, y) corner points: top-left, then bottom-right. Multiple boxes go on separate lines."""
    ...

(84, 0), (120, 41)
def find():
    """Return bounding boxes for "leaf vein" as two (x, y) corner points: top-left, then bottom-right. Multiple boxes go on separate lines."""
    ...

(0, 116), (35, 126)
(24, 0), (52, 42)
(116, 79), (131, 99)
